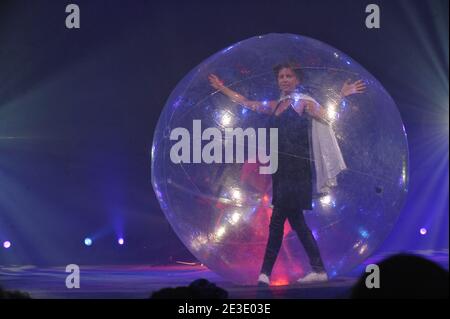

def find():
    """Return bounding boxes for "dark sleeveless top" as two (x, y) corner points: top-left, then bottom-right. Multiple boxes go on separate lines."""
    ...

(269, 102), (313, 210)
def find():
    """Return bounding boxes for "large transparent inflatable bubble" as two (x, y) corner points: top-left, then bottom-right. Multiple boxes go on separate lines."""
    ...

(151, 33), (408, 285)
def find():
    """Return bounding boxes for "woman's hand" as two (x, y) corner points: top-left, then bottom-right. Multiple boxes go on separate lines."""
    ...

(340, 79), (366, 97)
(208, 74), (225, 90)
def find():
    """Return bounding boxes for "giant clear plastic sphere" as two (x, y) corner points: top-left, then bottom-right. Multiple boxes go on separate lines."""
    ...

(151, 33), (408, 285)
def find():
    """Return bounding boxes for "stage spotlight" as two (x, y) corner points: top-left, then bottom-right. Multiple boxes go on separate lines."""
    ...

(118, 238), (124, 245)
(3, 241), (11, 249)
(420, 228), (427, 235)
(84, 238), (93, 246)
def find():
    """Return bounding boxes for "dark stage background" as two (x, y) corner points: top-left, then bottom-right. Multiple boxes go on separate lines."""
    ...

(0, 0), (448, 266)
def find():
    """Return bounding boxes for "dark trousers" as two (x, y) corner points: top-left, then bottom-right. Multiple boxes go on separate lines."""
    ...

(260, 205), (325, 276)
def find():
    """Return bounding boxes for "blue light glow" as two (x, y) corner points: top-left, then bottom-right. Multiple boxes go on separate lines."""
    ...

(84, 238), (93, 246)
(359, 228), (370, 238)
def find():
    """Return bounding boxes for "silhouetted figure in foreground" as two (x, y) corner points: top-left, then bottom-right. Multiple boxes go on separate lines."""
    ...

(0, 285), (31, 299)
(151, 279), (228, 299)
(351, 254), (449, 298)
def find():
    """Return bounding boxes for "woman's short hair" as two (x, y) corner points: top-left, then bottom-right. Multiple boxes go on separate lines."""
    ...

(273, 61), (304, 82)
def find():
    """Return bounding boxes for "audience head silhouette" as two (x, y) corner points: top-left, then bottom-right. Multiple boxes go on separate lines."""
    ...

(351, 253), (449, 298)
(151, 278), (228, 299)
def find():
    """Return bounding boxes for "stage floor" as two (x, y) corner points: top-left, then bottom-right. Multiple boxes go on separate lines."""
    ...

(0, 250), (447, 299)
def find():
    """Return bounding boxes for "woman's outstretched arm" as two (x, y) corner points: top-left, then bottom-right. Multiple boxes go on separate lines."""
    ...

(304, 79), (366, 122)
(209, 74), (275, 114)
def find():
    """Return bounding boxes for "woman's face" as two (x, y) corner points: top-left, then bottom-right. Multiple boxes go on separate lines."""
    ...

(277, 67), (300, 94)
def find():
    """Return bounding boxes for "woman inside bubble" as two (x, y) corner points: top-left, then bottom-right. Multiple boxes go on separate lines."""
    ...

(209, 62), (365, 285)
